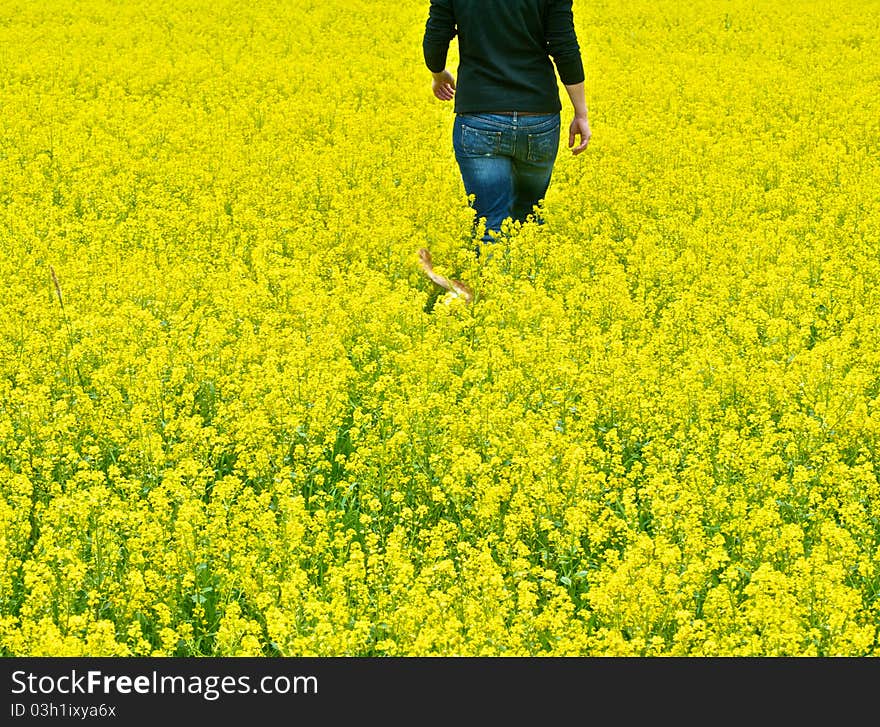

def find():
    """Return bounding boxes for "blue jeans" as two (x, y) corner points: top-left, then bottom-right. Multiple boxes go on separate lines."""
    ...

(453, 112), (561, 253)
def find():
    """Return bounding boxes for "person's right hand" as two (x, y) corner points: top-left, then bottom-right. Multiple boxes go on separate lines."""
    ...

(432, 70), (456, 101)
(569, 115), (591, 155)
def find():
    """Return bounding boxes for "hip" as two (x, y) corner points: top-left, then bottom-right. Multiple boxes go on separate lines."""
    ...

(454, 111), (560, 133)
(452, 112), (561, 162)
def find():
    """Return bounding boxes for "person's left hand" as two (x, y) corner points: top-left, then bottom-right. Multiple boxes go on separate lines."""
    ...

(432, 70), (456, 101)
(569, 115), (592, 155)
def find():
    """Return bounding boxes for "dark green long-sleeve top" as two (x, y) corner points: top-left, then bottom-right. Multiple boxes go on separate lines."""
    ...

(422, 0), (584, 114)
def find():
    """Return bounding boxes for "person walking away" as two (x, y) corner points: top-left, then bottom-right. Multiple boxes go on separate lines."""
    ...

(421, 0), (591, 271)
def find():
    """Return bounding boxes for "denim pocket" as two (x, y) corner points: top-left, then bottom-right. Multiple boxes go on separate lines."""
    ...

(526, 127), (559, 163)
(461, 124), (502, 156)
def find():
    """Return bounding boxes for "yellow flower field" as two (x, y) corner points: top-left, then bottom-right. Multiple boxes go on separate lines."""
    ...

(1, 0), (879, 656)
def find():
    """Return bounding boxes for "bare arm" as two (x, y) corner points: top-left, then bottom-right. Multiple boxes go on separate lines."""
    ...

(546, 0), (591, 155)
(564, 81), (591, 155)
